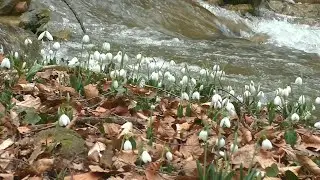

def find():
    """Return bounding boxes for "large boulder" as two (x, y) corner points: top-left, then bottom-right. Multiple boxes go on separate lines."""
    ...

(267, 0), (320, 18)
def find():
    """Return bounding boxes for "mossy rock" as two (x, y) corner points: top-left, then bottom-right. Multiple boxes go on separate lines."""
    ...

(224, 4), (254, 15)
(52, 29), (72, 41)
(35, 127), (87, 159)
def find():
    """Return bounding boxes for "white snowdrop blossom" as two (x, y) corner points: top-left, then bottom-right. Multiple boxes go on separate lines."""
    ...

(136, 53), (142, 60)
(257, 91), (265, 98)
(181, 92), (189, 101)
(58, 114), (70, 127)
(24, 38), (32, 46)
(257, 101), (262, 109)
(315, 97), (320, 105)
(166, 151), (173, 161)
(200, 69), (206, 76)
(230, 143), (238, 153)
(298, 95), (306, 104)
(69, 57), (79, 67)
(220, 117), (231, 128)
(123, 53), (129, 62)
(261, 139), (273, 150)
(102, 42), (110, 51)
(168, 75), (175, 82)
(100, 53), (107, 62)
(38, 31), (53, 41)
(282, 88), (290, 97)
(212, 94), (222, 109)
(226, 102), (235, 113)
(106, 53), (113, 61)
(181, 75), (188, 85)
(219, 151), (225, 157)
(181, 68), (186, 74)
(119, 69), (126, 79)
(249, 81), (256, 94)
(112, 80), (119, 89)
(82, 35), (90, 43)
(0, 58), (11, 69)
(49, 50), (53, 55)
(164, 71), (171, 78)
(191, 78), (196, 86)
(216, 138), (225, 148)
(14, 52), (19, 59)
(121, 122), (133, 134)
(198, 130), (208, 141)
(113, 51), (122, 63)
(192, 91), (200, 100)
(169, 60), (175, 66)
(274, 96), (282, 106)
(93, 51), (100, 61)
(229, 90), (235, 96)
(53, 42), (60, 50)
(141, 151), (152, 163)
(291, 113), (299, 121)
(199, 85), (204, 91)
(123, 140), (132, 151)
(245, 85), (249, 90)
(295, 77), (302, 85)
(244, 90), (251, 98)
(213, 64), (220, 71)
(314, 121), (320, 129)
(286, 86), (291, 94)
(150, 72), (159, 81)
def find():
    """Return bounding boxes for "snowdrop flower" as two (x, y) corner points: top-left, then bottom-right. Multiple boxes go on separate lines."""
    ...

(150, 104), (156, 110)
(213, 64), (220, 71)
(219, 151), (225, 157)
(315, 97), (320, 105)
(286, 86), (291, 94)
(191, 78), (196, 86)
(295, 77), (302, 85)
(257, 101), (262, 109)
(220, 117), (231, 128)
(100, 53), (107, 62)
(38, 30), (53, 41)
(212, 94), (222, 104)
(216, 138), (225, 148)
(113, 51), (122, 63)
(1, 58), (11, 69)
(58, 114), (70, 126)
(24, 38), (32, 46)
(181, 92), (189, 101)
(136, 53), (142, 60)
(82, 35), (90, 43)
(237, 95), (243, 103)
(119, 69), (126, 78)
(298, 95), (306, 104)
(123, 140), (132, 151)
(200, 69), (206, 76)
(168, 75), (175, 82)
(112, 80), (119, 89)
(314, 121), (320, 129)
(181, 75), (188, 85)
(93, 51), (100, 61)
(123, 53), (129, 62)
(169, 60), (175, 66)
(244, 90), (251, 98)
(227, 86), (233, 92)
(257, 91), (265, 98)
(226, 102), (235, 112)
(199, 85), (204, 91)
(198, 130), (208, 141)
(14, 52), (19, 59)
(291, 113), (299, 121)
(230, 143), (238, 153)
(181, 68), (186, 74)
(164, 71), (171, 78)
(106, 53), (113, 61)
(261, 139), (273, 150)
(312, 105), (316, 111)
(274, 96), (282, 106)
(165, 151), (173, 161)
(141, 151), (152, 163)
(49, 50), (53, 55)
(282, 88), (290, 97)
(249, 81), (256, 94)
(150, 72), (159, 81)
(69, 57), (79, 67)
(22, 62), (26, 69)
(102, 42), (110, 51)
(192, 91), (200, 100)
(229, 90), (235, 96)
(245, 85), (249, 90)
(53, 42), (60, 51)
(110, 70), (117, 79)
(222, 98), (230, 107)
(121, 122), (133, 134)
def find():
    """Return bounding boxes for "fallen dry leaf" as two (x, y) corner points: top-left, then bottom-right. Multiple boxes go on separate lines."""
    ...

(64, 172), (101, 180)
(296, 154), (320, 175)
(0, 138), (14, 150)
(232, 144), (257, 168)
(278, 166), (301, 176)
(33, 158), (54, 174)
(145, 161), (162, 180)
(84, 84), (99, 99)
(180, 133), (203, 158)
(0, 174), (14, 180)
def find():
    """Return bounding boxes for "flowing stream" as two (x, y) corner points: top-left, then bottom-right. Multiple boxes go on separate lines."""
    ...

(37, 0), (320, 96)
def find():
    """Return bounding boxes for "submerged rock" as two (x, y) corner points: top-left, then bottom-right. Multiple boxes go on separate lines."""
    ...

(0, 0), (30, 15)
(224, 4), (254, 15)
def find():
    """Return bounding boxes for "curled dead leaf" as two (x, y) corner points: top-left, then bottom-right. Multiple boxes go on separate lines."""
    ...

(296, 154), (320, 175)
(180, 134), (203, 159)
(84, 84), (99, 99)
(0, 138), (14, 150)
(33, 158), (54, 174)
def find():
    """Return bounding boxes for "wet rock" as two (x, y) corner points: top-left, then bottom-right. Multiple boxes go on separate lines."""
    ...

(204, 0), (224, 5)
(20, 7), (50, 34)
(0, 23), (40, 60)
(224, 4), (254, 14)
(52, 29), (72, 41)
(267, 0), (320, 18)
(0, 15), (20, 26)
